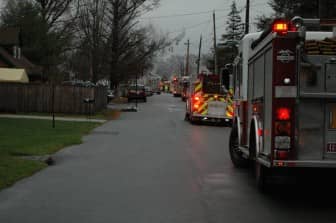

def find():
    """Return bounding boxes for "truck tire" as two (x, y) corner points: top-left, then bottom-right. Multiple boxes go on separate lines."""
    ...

(189, 115), (198, 125)
(250, 127), (270, 192)
(229, 126), (249, 168)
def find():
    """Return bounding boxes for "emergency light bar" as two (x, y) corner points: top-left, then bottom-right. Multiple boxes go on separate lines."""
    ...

(272, 19), (297, 35)
(272, 22), (288, 35)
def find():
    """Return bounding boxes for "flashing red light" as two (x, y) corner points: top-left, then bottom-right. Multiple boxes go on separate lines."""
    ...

(276, 107), (291, 121)
(272, 22), (288, 35)
(194, 96), (200, 101)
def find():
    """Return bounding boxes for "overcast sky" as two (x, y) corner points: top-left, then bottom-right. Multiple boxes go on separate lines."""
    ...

(140, 0), (272, 55)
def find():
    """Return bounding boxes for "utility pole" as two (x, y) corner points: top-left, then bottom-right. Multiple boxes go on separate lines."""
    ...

(197, 35), (202, 75)
(245, 0), (250, 34)
(213, 11), (218, 74)
(185, 39), (190, 76)
(180, 63), (184, 76)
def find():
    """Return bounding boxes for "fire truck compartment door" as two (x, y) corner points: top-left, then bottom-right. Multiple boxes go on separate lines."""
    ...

(208, 101), (226, 116)
(326, 63), (336, 92)
(297, 100), (324, 160)
(324, 103), (336, 159)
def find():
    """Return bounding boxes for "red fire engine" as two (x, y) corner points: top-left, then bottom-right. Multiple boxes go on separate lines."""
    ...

(230, 17), (336, 190)
(170, 76), (182, 97)
(181, 76), (190, 101)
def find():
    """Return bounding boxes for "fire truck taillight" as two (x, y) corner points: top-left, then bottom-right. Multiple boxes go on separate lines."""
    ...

(275, 150), (289, 160)
(274, 107), (292, 154)
(276, 107), (291, 121)
(194, 96), (200, 101)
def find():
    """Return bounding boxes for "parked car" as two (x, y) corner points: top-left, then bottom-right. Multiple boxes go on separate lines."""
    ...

(127, 85), (147, 102)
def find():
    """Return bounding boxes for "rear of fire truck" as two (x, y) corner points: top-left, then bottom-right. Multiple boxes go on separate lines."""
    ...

(229, 17), (336, 190)
(181, 76), (190, 101)
(171, 77), (182, 97)
(185, 74), (233, 125)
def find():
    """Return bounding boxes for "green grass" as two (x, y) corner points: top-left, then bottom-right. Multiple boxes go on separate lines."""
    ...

(0, 118), (100, 190)
(7, 108), (121, 121)
(0, 156), (47, 190)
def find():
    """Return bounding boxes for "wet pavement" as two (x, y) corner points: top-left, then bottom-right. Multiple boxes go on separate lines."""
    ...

(0, 93), (336, 223)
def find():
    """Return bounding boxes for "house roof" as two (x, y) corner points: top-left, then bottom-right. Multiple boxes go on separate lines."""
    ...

(0, 27), (21, 46)
(0, 27), (42, 76)
(0, 46), (42, 75)
(0, 68), (29, 83)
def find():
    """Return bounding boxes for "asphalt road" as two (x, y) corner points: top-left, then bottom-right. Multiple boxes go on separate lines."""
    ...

(1, 93), (336, 223)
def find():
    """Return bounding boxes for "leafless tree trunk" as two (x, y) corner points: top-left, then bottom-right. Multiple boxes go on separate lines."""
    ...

(33, 0), (76, 80)
(106, 0), (166, 88)
(78, 0), (108, 82)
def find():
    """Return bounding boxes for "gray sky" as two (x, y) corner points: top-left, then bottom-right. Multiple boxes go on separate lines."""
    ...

(140, 0), (272, 55)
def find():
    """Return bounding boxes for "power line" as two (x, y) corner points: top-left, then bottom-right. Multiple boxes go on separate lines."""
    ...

(139, 8), (230, 20)
(167, 15), (227, 35)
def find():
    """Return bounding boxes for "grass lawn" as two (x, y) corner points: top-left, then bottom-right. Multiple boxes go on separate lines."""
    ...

(0, 118), (100, 190)
(4, 108), (121, 121)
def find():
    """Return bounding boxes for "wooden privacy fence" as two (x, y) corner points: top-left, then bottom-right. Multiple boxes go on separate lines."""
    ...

(0, 83), (107, 114)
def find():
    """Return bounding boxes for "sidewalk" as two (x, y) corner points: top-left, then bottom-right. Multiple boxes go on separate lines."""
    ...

(0, 114), (106, 123)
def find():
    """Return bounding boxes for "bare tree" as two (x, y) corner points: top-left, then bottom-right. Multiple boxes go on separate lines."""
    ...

(77, 0), (109, 82)
(106, 0), (164, 87)
(33, 0), (76, 79)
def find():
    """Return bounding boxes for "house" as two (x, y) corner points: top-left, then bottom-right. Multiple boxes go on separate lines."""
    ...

(0, 27), (42, 82)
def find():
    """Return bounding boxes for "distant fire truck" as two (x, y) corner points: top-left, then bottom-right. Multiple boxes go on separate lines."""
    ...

(229, 17), (336, 190)
(185, 72), (233, 125)
(181, 76), (190, 101)
(161, 80), (170, 93)
(170, 76), (182, 97)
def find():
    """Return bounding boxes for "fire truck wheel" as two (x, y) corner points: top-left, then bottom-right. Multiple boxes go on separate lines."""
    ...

(250, 130), (270, 192)
(229, 127), (249, 168)
(189, 115), (198, 125)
